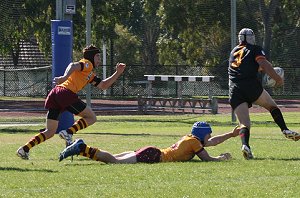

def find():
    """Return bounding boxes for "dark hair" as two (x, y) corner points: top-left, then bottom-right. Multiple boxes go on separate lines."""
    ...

(83, 45), (100, 67)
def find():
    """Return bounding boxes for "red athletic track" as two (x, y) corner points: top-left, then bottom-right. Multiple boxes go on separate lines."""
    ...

(0, 98), (299, 117)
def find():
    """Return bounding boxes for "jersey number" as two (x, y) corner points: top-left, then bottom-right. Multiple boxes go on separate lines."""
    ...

(231, 46), (246, 68)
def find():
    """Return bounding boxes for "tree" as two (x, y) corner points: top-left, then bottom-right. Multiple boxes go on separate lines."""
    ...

(159, 0), (232, 66)
(0, 0), (33, 66)
(259, 0), (279, 59)
(271, 0), (300, 66)
(118, 0), (162, 66)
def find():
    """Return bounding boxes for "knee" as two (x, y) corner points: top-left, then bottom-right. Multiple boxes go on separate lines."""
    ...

(43, 129), (55, 139)
(80, 109), (97, 125)
(91, 114), (97, 125)
(87, 113), (97, 125)
(269, 106), (279, 113)
(240, 123), (250, 130)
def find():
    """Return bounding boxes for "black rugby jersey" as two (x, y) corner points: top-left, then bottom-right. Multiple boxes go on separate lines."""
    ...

(228, 44), (266, 82)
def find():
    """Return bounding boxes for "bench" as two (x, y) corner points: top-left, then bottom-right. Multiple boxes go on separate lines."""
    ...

(138, 75), (218, 114)
(138, 96), (218, 114)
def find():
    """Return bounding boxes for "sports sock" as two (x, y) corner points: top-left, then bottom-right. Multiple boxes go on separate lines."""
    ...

(23, 132), (47, 152)
(239, 127), (250, 148)
(79, 144), (100, 161)
(66, 118), (88, 135)
(270, 107), (288, 131)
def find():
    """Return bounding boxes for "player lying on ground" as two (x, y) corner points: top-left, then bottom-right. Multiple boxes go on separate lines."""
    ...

(17, 45), (126, 160)
(228, 28), (300, 160)
(59, 121), (240, 163)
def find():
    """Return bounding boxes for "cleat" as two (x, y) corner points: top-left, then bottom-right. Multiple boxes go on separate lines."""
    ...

(58, 130), (73, 146)
(282, 130), (300, 141)
(59, 139), (84, 162)
(241, 145), (253, 160)
(16, 147), (29, 160)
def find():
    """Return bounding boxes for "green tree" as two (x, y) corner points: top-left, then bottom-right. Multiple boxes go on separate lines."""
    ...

(259, 0), (279, 59)
(159, 0), (231, 66)
(0, 0), (56, 64)
(117, 0), (162, 66)
(271, 0), (300, 67)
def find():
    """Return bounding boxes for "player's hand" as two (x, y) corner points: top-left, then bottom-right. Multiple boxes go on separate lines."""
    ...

(232, 125), (240, 137)
(219, 153), (232, 161)
(116, 62), (126, 73)
(275, 77), (284, 87)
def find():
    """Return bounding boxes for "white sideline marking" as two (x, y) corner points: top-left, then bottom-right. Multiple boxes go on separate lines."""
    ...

(0, 123), (41, 127)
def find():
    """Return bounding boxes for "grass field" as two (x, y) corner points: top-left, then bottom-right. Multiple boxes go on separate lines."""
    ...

(0, 113), (299, 197)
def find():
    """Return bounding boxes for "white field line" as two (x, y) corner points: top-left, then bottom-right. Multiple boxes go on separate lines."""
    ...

(0, 123), (42, 127)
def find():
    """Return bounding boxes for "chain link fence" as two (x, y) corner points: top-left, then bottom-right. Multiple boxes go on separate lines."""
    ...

(1, 1), (299, 99)
(0, 64), (299, 98)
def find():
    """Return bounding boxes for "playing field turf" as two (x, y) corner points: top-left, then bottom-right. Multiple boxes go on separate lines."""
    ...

(0, 113), (299, 197)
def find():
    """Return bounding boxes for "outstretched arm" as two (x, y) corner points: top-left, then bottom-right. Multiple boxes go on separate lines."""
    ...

(196, 149), (232, 161)
(97, 63), (126, 90)
(205, 126), (240, 147)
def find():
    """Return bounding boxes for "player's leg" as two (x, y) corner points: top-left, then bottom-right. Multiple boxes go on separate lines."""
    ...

(59, 139), (137, 163)
(234, 102), (253, 159)
(114, 151), (135, 157)
(59, 101), (96, 145)
(254, 89), (300, 141)
(96, 150), (137, 164)
(229, 83), (253, 159)
(17, 109), (60, 160)
(115, 152), (138, 163)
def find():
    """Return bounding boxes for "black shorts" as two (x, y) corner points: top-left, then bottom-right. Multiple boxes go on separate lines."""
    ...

(229, 79), (263, 110)
(135, 146), (161, 163)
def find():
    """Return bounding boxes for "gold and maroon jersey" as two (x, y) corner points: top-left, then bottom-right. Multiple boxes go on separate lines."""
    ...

(58, 59), (96, 93)
(160, 135), (203, 162)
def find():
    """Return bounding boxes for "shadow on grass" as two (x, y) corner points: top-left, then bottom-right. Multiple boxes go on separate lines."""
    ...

(251, 137), (288, 141)
(251, 121), (300, 126)
(0, 128), (38, 134)
(61, 159), (204, 165)
(0, 129), (182, 138)
(61, 158), (106, 166)
(96, 118), (299, 127)
(252, 157), (300, 161)
(95, 117), (236, 127)
(84, 132), (151, 136)
(0, 166), (57, 172)
(84, 132), (181, 138)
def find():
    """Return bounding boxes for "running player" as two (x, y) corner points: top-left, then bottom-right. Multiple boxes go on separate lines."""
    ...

(17, 45), (126, 160)
(228, 28), (300, 160)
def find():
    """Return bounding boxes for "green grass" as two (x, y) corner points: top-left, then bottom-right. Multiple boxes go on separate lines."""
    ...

(0, 113), (299, 197)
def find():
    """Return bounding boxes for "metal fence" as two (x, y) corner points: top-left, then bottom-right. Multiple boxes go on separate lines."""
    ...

(0, 64), (299, 98)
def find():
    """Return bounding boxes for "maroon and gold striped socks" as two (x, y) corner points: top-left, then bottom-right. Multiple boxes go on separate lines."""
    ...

(79, 144), (99, 161)
(66, 118), (88, 135)
(23, 132), (46, 152)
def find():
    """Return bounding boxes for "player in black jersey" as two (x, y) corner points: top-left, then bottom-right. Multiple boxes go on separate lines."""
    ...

(228, 28), (300, 160)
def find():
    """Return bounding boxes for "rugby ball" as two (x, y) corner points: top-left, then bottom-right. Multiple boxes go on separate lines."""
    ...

(263, 67), (284, 87)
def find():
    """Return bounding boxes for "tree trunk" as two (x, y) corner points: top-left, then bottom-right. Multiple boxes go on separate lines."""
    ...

(259, 0), (279, 60)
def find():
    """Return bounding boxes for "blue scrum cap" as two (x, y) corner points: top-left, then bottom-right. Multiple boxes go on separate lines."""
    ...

(191, 121), (212, 141)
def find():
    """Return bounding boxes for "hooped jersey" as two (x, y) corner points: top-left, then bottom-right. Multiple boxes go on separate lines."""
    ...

(59, 59), (97, 93)
(160, 135), (204, 162)
(228, 44), (266, 83)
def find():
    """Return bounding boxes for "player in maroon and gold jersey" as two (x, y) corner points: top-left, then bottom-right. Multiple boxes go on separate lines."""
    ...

(59, 122), (240, 163)
(17, 45), (126, 160)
